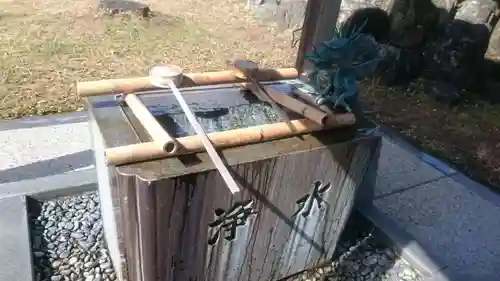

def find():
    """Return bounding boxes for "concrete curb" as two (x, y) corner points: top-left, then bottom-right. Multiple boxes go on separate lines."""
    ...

(378, 126), (457, 176)
(0, 111), (87, 131)
(357, 204), (459, 281)
(379, 125), (500, 208)
(0, 169), (97, 200)
(450, 172), (500, 208)
(0, 195), (35, 281)
(0, 170), (98, 281)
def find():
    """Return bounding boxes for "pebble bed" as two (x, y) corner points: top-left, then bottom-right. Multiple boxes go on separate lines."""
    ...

(299, 211), (423, 281)
(29, 192), (422, 281)
(29, 192), (115, 281)
(297, 234), (423, 281)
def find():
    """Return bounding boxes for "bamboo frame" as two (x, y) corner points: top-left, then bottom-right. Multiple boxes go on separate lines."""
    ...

(242, 83), (328, 125)
(292, 90), (335, 115)
(234, 60), (291, 123)
(82, 62), (355, 166)
(123, 93), (179, 154)
(105, 113), (356, 166)
(77, 67), (298, 96)
(164, 79), (241, 194)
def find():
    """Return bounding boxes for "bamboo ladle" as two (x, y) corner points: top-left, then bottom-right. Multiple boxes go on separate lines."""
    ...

(150, 65), (241, 195)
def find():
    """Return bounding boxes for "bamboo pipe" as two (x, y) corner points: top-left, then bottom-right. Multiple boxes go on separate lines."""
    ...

(233, 60), (290, 122)
(242, 83), (328, 125)
(77, 68), (298, 97)
(147, 65), (241, 194)
(292, 90), (335, 115)
(123, 93), (179, 154)
(105, 113), (356, 166)
(163, 74), (240, 194)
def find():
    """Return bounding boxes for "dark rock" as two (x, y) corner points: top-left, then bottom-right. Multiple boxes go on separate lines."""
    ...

(477, 80), (500, 104)
(33, 235), (42, 250)
(98, 0), (151, 18)
(424, 19), (490, 89)
(34, 251), (44, 258)
(387, 0), (443, 49)
(375, 44), (424, 86)
(340, 7), (391, 42)
(422, 79), (461, 105)
(423, 0), (498, 91)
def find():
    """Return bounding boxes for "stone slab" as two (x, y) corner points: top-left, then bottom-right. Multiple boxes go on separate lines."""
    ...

(0, 121), (93, 183)
(379, 126), (458, 176)
(374, 176), (500, 281)
(451, 172), (500, 209)
(0, 111), (87, 131)
(0, 195), (34, 281)
(374, 138), (450, 198)
(358, 204), (450, 279)
(0, 169), (97, 200)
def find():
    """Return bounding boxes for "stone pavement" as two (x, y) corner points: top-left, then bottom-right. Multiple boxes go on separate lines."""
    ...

(0, 112), (499, 280)
(374, 133), (500, 281)
(0, 196), (33, 281)
(0, 112), (93, 184)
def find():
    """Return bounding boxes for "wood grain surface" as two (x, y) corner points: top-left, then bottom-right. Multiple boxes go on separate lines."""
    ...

(115, 139), (378, 281)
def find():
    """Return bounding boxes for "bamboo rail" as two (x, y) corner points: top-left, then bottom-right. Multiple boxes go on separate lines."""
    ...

(123, 93), (179, 154)
(242, 83), (328, 125)
(81, 64), (357, 166)
(78, 67), (299, 96)
(105, 113), (356, 166)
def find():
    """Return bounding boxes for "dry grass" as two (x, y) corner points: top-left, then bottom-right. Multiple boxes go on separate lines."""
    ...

(0, 0), (297, 118)
(361, 80), (500, 189)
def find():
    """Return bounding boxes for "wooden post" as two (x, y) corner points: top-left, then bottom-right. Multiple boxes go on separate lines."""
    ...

(295, 0), (343, 74)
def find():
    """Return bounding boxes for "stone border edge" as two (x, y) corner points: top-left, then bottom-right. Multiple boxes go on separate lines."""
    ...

(357, 204), (461, 281)
(0, 111), (88, 131)
(0, 195), (36, 281)
(0, 169), (97, 201)
(379, 125), (500, 208)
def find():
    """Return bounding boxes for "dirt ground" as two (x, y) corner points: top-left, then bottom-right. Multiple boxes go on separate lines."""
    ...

(361, 81), (500, 190)
(0, 0), (499, 190)
(0, 0), (296, 118)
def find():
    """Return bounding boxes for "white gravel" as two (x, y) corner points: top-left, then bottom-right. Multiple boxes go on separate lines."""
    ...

(29, 192), (422, 281)
(29, 192), (115, 281)
(295, 212), (423, 281)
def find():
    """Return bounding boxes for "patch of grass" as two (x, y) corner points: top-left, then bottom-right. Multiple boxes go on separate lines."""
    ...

(0, 0), (296, 118)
